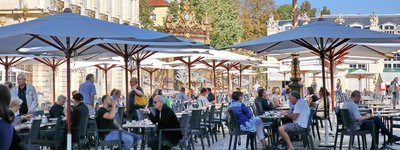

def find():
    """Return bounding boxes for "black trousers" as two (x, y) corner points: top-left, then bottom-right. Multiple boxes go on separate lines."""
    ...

(147, 136), (171, 150)
(360, 116), (392, 148)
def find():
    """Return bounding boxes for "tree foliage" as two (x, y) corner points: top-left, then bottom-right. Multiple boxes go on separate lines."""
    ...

(321, 6), (331, 15)
(277, 4), (292, 20)
(167, 0), (180, 22)
(204, 0), (243, 49)
(299, 0), (316, 17)
(139, 0), (154, 29)
(240, 0), (276, 40)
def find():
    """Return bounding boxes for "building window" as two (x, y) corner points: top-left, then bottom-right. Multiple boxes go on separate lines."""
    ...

(384, 64), (392, 69)
(384, 25), (395, 30)
(350, 64), (366, 69)
(150, 14), (156, 21)
(393, 64), (400, 69)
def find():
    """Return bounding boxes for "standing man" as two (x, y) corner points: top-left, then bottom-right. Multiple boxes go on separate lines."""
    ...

(207, 88), (215, 103)
(49, 95), (66, 118)
(11, 73), (38, 115)
(128, 77), (143, 121)
(391, 77), (399, 107)
(79, 73), (97, 114)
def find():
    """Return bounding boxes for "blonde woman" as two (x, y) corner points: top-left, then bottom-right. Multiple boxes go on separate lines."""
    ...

(9, 98), (32, 125)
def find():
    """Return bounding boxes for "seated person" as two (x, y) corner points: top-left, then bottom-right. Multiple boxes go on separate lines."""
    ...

(96, 95), (140, 150)
(227, 91), (268, 147)
(71, 93), (89, 142)
(271, 87), (283, 107)
(143, 95), (182, 150)
(343, 90), (400, 149)
(278, 91), (310, 150)
(9, 98), (31, 125)
(197, 88), (211, 106)
(316, 88), (330, 118)
(49, 95), (66, 118)
(305, 87), (319, 105)
(254, 88), (274, 114)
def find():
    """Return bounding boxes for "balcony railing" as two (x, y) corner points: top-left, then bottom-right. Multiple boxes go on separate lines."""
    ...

(384, 68), (400, 72)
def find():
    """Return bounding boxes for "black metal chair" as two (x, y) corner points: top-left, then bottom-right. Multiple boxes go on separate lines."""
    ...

(213, 103), (226, 138)
(254, 102), (265, 116)
(189, 109), (209, 150)
(287, 108), (315, 150)
(117, 107), (125, 124)
(310, 102), (321, 141)
(92, 119), (123, 150)
(158, 114), (191, 150)
(72, 115), (90, 150)
(38, 117), (64, 149)
(339, 109), (371, 150)
(136, 109), (145, 121)
(19, 119), (42, 148)
(227, 110), (257, 150)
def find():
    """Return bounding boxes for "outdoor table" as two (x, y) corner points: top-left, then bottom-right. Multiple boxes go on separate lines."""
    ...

(122, 121), (156, 150)
(15, 122), (57, 132)
(175, 111), (191, 118)
(259, 111), (287, 144)
(376, 113), (400, 146)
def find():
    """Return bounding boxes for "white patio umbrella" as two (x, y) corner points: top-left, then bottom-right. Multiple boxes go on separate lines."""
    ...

(225, 19), (400, 147)
(345, 69), (376, 91)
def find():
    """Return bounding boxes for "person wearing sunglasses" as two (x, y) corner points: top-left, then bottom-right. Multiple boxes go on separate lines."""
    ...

(143, 95), (182, 150)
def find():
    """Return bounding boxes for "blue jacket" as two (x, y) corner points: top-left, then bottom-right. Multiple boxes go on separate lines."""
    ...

(228, 100), (253, 126)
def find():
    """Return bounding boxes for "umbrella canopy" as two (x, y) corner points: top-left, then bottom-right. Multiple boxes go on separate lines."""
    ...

(225, 20), (400, 53)
(345, 69), (375, 79)
(225, 19), (400, 119)
(345, 69), (376, 91)
(269, 44), (399, 61)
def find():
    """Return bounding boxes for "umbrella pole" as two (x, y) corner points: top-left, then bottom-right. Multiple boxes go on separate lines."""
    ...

(330, 60), (335, 111)
(319, 51), (334, 147)
(150, 72), (153, 96)
(105, 68), (108, 95)
(239, 69), (242, 90)
(227, 68), (230, 96)
(124, 58), (130, 116)
(136, 60), (141, 87)
(4, 56), (9, 81)
(213, 65), (217, 102)
(52, 68), (56, 103)
(66, 53), (72, 150)
(188, 57), (192, 90)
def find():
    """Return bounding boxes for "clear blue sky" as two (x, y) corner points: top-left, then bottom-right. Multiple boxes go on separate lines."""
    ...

(276, 0), (400, 14)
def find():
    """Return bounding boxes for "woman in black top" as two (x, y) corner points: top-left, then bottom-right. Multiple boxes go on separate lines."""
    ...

(306, 87), (319, 105)
(254, 88), (274, 114)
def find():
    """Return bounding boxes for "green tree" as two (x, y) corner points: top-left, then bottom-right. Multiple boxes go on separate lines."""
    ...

(277, 4), (292, 20)
(240, 0), (276, 40)
(299, 0), (316, 17)
(167, 0), (180, 21)
(321, 6), (331, 15)
(187, 0), (207, 24)
(139, 0), (154, 29)
(205, 0), (243, 49)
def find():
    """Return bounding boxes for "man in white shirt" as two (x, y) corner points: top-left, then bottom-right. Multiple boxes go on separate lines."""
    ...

(278, 91), (310, 150)
(197, 88), (210, 106)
